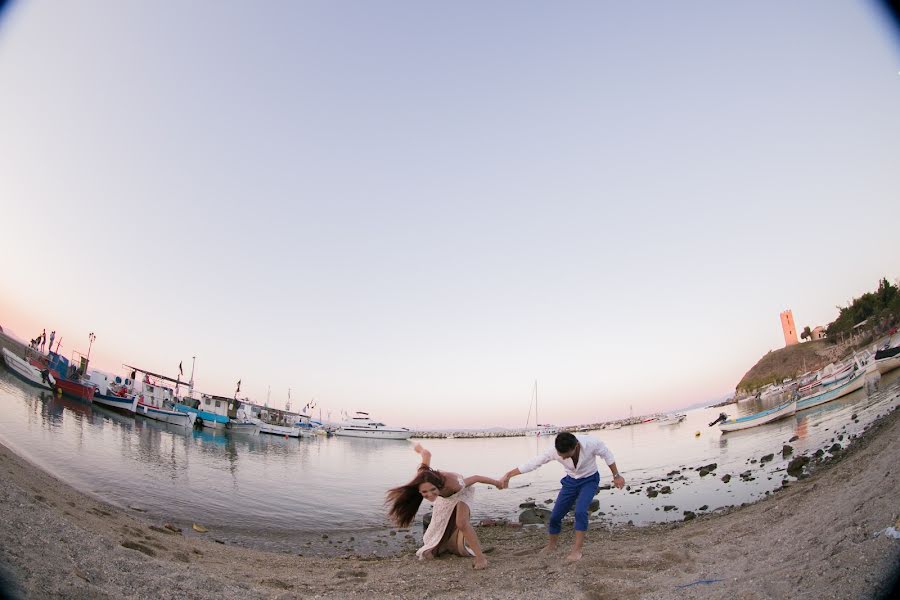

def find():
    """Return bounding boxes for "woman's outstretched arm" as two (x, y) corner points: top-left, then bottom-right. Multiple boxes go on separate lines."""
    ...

(413, 442), (431, 467)
(463, 475), (504, 489)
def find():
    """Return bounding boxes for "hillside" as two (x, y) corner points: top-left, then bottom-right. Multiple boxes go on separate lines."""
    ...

(736, 340), (838, 393)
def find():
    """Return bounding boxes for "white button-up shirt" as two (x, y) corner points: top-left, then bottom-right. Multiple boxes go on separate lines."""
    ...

(518, 434), (616, 479)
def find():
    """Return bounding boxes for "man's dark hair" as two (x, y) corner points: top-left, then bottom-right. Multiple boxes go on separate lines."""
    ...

(555, 432), (577, 453)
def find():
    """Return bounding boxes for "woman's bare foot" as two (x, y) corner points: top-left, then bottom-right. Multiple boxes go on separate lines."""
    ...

(422, 550), (434, 560)
(565, 549), (583, 562)
(473, 556), (488, 569)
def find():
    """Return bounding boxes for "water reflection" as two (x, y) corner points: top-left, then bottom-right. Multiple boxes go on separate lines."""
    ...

(0, 367), (897, 537)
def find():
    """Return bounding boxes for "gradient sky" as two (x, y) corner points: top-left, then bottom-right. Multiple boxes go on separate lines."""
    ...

(1, 1), (898, 428)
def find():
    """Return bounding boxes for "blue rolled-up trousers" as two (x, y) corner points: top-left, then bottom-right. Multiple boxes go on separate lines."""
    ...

(548, 471), (600, 535)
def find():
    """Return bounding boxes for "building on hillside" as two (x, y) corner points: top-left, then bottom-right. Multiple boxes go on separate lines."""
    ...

(781, 309), (798, 346)
(811, 326), (826, 340)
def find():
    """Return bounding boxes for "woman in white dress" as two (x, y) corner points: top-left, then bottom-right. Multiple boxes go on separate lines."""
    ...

(386, 443), (504, 569)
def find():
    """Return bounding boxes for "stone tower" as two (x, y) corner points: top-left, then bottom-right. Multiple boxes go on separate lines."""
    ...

(780, 309), (798, 346)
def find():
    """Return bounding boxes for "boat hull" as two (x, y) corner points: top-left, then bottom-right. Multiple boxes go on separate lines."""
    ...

(258, 422), (301, 437)
(719, 401), (797, 432)
(136, 402), (196, 427)
(173, 404), (229, 429)
(54, 377), (96, 403)
(334, 428), (412, 440)
(227, 421), (260, 435)
(875, 355), (900, 375)
(796, 371), (866, 411)
(2, 348), (54, 391)
(93, 392), (138, 413)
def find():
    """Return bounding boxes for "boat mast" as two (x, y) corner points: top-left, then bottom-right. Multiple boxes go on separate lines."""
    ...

(188, 356), (196, 397)
(534, 379), (538, 427)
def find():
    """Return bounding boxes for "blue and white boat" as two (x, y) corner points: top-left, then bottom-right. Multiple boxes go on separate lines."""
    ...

(718, 400), (797, 433)
(174, 394), (232, 429)
(88, 372), (139, 413)
(796, 368), (866, 412)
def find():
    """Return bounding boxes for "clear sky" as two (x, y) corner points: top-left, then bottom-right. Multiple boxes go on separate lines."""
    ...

(1, 1), (898, 429)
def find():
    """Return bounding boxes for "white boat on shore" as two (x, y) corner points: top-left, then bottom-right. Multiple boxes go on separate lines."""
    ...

(88, 372), (138, 413)
(872, 334), (900, 375)
(334, 412), (411, 440)
(2, 348), (55, 391)
(525, 424), (560, 437)
(718, 400), (797, 433)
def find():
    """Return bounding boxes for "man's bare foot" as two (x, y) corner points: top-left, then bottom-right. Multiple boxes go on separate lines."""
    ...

(473, 556), (488, 570)
(539, 544), (557, 555)
(565, 549), (583, 562)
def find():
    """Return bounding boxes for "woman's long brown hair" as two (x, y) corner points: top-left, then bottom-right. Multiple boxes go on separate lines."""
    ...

(386, 465), (446, 528)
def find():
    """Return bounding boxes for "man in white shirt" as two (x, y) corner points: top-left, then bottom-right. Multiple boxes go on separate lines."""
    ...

(501, 432), (625, 561)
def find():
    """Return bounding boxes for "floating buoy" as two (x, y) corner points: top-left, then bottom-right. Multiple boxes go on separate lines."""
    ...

(694, 431), (701, 437)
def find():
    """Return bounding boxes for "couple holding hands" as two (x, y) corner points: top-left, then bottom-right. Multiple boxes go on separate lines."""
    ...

(386, 432), (625, 569)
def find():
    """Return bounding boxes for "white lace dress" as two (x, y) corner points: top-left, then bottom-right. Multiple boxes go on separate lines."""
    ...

(416, 474), (476, 559)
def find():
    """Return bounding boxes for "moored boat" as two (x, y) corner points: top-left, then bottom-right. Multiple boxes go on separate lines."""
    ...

(36, 351), (96, 402)
(525, 424), (560, 437)
(88, 372), (139, 413)
(872, 334), (900, 375)
(718, 400), (797, 433)
(657, 413), (686, 426)
(334, 411), (412, 440)
(2, 348), (55, 391)
(796, 369), (866, 412)
(124, 365), (196, 428)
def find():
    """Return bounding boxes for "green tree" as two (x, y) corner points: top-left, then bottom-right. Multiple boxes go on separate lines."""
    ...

(800, 326), (811, 341)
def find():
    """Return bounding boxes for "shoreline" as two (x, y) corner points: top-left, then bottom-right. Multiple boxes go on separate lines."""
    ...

(1, 405), (898, 598)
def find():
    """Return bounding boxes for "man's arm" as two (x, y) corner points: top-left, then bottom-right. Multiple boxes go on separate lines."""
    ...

(607, 462), (625, 489)
(501, 447), (555, 486)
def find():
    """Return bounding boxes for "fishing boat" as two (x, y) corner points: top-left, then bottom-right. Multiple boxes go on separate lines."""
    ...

(656, 413), (686, 426)
(88, 372), (139, 413)
(334, 411), (412, 440)
(2, 347), (55, 391)
(524, 380), (559, 437)
(175, 394), (233, 429)
(796, 368), (866, 412)
(124, 365), (196, 428)
(872, 334), (900, 375)
(36, 351), (96, 402)
(717, 400), (797, 433)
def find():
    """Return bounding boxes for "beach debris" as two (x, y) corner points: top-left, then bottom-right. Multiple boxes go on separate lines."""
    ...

(164, 523), (182, 534)
(191, 523), (209, 533)
(694, 431), (701, 437)
(787, 456), (810, 476)
(675, 578), (724, 589)
(789, 435), (799, 442)
(874, 527), (900, 540)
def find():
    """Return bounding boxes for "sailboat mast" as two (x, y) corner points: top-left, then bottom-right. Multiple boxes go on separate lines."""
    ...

(534, 379), (538, 427)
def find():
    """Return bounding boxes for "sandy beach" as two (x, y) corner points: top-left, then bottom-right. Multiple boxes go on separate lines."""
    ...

(0, 400), (896, 599)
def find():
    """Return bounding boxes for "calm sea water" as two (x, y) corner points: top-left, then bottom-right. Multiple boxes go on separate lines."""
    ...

(1, 367), (897, 553)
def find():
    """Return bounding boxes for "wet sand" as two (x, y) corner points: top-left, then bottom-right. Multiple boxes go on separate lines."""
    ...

(1, 402), (898, 599)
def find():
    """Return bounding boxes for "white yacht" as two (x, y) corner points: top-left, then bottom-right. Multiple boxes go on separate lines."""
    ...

(334, 412), (412, 440)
